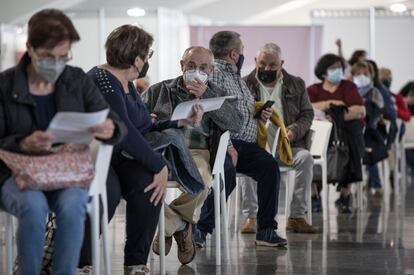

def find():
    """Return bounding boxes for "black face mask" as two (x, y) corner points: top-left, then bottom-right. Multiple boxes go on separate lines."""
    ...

(138, 62), (149, 78)
(257, 68), (277, 84)
(382, 79), (392, 89)
(236, 54), (244, 75)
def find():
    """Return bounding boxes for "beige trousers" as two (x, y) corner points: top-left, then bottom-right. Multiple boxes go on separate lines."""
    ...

(164, 149), (212, 237)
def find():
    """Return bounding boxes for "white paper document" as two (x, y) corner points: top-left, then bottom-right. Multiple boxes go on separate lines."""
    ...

(47, 109), (109, 144)
(170, 96), (235, 121)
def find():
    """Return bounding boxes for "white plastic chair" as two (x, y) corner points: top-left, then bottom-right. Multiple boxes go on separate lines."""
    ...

(157, 131), (230, 274)
(309, 120), (333, 222)
(233, 122), (312, 230)
(266, 123), (312, 224)
(88, 141), (113, 275)
(2, 141), (113, 275)
(401, 119), (414, 187)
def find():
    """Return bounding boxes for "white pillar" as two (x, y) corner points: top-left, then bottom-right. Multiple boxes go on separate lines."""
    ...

(369, 7), (376, 60)
(98, 8), (106, 64)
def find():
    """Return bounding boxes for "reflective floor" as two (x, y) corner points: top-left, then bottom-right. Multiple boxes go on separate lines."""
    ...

(1, 176), (414, 275)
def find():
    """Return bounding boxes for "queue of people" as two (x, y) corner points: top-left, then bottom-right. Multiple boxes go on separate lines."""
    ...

(0, 8), (412, 275)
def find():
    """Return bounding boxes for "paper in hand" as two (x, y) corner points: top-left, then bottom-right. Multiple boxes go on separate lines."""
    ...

(170, 96), (235, 121)
(47, 109), (109, 144)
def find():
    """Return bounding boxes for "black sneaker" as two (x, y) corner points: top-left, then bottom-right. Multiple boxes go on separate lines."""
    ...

(193, 227), (207, 248)
(312, 195), (322, 213)
(255, 228), (287, 247)
(335, 194), (352, 214)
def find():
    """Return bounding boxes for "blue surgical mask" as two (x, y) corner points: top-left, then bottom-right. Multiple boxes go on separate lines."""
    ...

(326, 68), (343, 84)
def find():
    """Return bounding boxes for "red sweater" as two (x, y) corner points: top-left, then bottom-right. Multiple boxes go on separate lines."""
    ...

(392, 93), (411, 122)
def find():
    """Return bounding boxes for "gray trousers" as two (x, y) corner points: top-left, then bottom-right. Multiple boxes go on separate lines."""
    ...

(241, 147), (313, 218)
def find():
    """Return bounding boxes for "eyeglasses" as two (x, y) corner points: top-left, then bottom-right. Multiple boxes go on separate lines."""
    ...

(140, 49), (154, 61)
(33, 49), (73, 63)
(148, 49), (154, 59)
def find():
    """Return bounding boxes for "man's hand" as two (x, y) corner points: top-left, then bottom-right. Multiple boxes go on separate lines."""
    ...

(144, 165), (168, 206)
(20, 130), (54, 154)
(227, 145), (238, 167)
(150, 113), (158, 124)
(186, 78), (208, 98)
(90, 118), (115, 140)
(178, 104), (204, 127)
(260, 107), (273, 122)
(286, 129), (295, 142)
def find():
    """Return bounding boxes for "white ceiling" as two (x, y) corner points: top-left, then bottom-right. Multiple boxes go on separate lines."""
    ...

(1, 0), (414, 25)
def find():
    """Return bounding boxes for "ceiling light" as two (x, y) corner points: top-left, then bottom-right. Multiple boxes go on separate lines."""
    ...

(390, 3), (407, 12)
(127, 7), (146, 17)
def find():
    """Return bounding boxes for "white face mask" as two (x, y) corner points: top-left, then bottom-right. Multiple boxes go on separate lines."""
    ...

(353, 74), (372, 88)
(183, 69), (208, 84)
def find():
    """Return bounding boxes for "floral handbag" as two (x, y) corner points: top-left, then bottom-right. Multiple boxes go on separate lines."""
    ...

(0, 143), (95, 191)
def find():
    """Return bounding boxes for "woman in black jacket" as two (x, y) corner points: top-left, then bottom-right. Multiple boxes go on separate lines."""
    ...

(0, 9), (124, 275)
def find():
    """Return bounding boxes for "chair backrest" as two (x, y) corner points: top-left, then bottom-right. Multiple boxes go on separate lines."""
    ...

(88, 140), (113, 196)
(266, 123), (281, 158)
(404, 119), (414, 143)
(309, 120), (333, 158)
(212, 131), (230, 175)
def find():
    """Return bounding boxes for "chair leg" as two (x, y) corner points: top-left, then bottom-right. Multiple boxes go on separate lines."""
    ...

(234, 180), (240, 234)
(159, 201), (166, 275)
(5, 213), (13, 275)
(101, 194), (111, 275)
(220, 174), (230, 261)
(90, 196), (100, 275)
(321, 162), (328, 222)
(306, 178), (312, 225)
(285, 172), (290, 221)
(213, 176), (221, 266)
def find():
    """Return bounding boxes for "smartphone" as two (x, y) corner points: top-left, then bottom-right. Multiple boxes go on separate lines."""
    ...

(254, 100), (275, 119)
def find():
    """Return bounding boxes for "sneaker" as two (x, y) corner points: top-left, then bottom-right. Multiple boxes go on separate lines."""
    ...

(152, 232), (173, 256)
(76, 266), (92, 275)
(173, 222), (196, 265)
(124, 265), (150, 275)
(335, 194), (352, 214)
(193, 227), (207, 248)
(255, 228), (287, 247)
(311, 195), (322, 213)
(286, 217), (318, 233)
(241, 217), (257, 233)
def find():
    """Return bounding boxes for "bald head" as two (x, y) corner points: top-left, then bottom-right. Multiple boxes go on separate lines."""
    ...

(180, 46), (214, 76)
(182, 46), (214, 66)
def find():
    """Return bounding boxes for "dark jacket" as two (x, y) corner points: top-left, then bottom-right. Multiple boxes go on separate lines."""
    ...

(243, 69), (314, 148)
(0, 53), (126, 185)
(144, 76), (243, 166)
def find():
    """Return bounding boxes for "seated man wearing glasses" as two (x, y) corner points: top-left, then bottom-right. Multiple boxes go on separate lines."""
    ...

(144, 46), (242, 265)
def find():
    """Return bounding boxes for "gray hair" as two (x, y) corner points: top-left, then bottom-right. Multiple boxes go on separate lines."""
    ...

(209, 31), (241, 59)
(182, 46), (214, 65)
(257, 43), (282, 59)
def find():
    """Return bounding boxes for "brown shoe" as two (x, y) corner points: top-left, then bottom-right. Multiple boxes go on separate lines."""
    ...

(286, 217), (318, 234)
(241, 218), (257, 233)
(173, 223), (196, 265)
(152, 233), (173, 256)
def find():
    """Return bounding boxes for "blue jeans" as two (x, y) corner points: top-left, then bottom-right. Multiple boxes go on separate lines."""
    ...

(368, 164), (382, 189)
(1, 178), (88, 275)
(197, 140), (280, 233)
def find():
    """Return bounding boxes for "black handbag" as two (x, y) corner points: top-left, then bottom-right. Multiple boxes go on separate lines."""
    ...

(314, 121), (350, 183)
(362, 127), (388, 165)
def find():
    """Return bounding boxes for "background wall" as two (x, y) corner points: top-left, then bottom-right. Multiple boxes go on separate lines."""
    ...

(70, 13), (158, 82)
(313, 15), (414, 92)
(190, 25), (323, 86)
